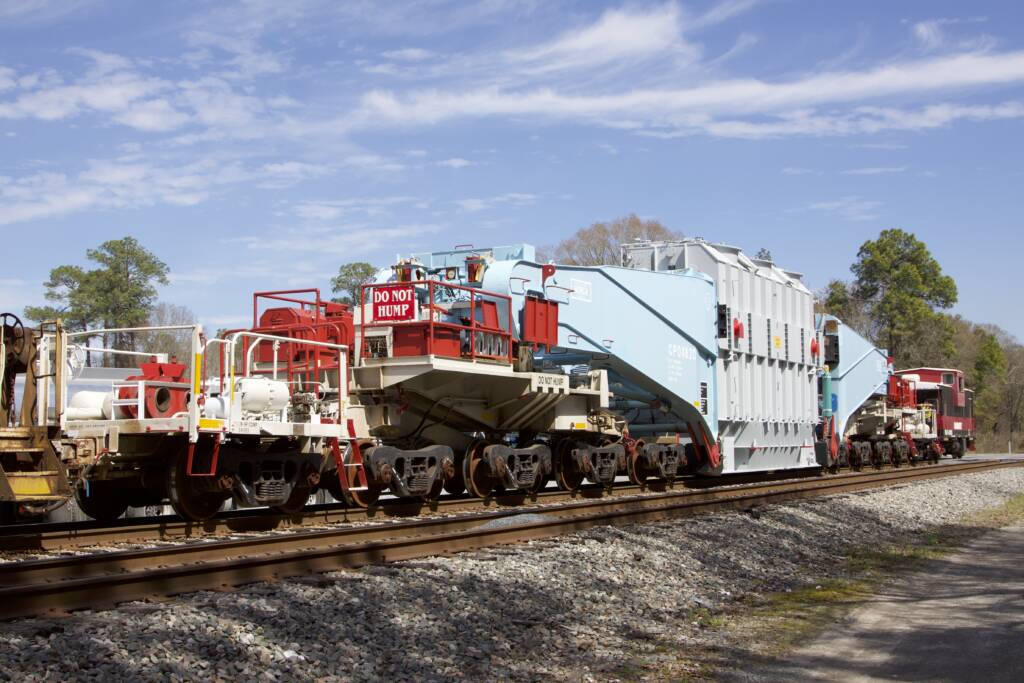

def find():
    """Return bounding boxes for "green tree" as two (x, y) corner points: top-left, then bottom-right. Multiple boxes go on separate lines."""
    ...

(754, 247), (773, 262)
(542, 214), (682, 266)
(819, 279), (875, 341)
(847, 229), (957, 364)
(25, 237), (169, 366)
(23, 265), (97, 334)
(331, 262), (378, 305)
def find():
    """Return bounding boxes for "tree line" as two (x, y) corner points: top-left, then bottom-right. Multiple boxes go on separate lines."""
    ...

(25, 237), (195, 367)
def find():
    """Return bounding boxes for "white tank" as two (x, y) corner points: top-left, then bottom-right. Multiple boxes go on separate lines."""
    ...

(236, 377), (290, 414)
(66, 390), (113, 420)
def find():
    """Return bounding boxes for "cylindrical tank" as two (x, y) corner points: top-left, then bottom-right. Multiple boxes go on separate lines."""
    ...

(236, 377), (290, 414)
(66, 390), (112, 420)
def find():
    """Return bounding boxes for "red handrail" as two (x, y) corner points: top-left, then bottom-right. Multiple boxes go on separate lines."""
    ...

(360, 280), (513, 364)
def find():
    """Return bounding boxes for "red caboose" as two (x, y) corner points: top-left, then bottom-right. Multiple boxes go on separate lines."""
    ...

(895, 367), (975, 456)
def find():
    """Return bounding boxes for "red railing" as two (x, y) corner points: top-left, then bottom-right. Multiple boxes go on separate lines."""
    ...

(252, 288), (342, 327)
(360, 280), (514, 364)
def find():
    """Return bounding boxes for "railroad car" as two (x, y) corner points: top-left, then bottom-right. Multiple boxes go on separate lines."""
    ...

(894, 368), (975, 457)
(1, 240), (976, 523)
(9, 291), (357, 521)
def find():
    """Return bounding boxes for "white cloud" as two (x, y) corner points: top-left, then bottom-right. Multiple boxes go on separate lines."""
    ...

(913, 20), (945, 50)
(382, 48), (434, 62)
(235, 223), (445, 256)
(850, 142), (909, 150)
(800, 196), (882, 222)
(690, 0), (760, 30)
(0, 156), (334, 226)
(0, 0), (98, 24)
(841, 166), (907, 175)
(911, 16), (992, 52)
(435, 157), (475, 168)
(455, 192), (538, 213)
(351, 50), (1024, 138)
(0, 67), (16, 92)
(342, 154), (405, 173)
(781, 166), (815, 175)
(112, 98), (190, 131)
(505, 4), (694, 76)
(292, 196), (419, 221)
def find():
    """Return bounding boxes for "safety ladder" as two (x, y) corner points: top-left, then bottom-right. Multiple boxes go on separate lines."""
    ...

(0, 427), (71, 507)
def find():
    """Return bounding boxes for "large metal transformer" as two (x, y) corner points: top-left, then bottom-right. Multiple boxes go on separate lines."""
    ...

(620, 240), (820, 472)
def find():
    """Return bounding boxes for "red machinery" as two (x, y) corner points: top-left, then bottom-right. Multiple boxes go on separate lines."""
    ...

(117, 358), (189, 419)
(253, 289), (354, 362)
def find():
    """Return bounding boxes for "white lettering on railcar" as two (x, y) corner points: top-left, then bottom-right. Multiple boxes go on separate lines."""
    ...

(667, 343), (696, 383)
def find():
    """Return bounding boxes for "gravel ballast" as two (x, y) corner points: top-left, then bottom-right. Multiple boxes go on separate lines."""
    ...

(1, 467), (1022, 682)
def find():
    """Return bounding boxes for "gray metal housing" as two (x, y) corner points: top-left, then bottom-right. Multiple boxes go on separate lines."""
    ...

(622, 239), (820, 472)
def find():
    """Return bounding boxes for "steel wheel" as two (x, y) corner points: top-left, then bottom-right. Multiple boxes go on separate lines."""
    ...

(520, 439), (549, 494)
(554, 439), (585, 492)
(167, 454), (225, 522)
(464, 440), (495, 499)
(869, 442), (883, 469)
(272, 486), (311, 516)
(628, 439), (649, 485)
(75, 481), (129, 522)
(339, 441), (381, 508)
(422, 476), (445, 502)
(443, 454), (466, 495)
(849, 443), (864, 471)
(0, 313), (26, 357)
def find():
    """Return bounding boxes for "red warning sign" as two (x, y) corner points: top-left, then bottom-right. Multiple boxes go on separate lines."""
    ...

(371, 284), (416, 322)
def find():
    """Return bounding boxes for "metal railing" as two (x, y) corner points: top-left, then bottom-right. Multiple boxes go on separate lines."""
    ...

(359, 280), (514, 364)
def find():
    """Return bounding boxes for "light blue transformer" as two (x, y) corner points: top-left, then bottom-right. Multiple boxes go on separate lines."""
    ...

(817, 314), (891, 439)
(405, 244), (725, 472)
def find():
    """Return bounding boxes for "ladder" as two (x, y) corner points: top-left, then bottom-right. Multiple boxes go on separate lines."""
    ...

(0, 427), (72, 507)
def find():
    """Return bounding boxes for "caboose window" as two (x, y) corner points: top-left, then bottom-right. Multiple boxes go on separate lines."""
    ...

(942, 372), (954, 384)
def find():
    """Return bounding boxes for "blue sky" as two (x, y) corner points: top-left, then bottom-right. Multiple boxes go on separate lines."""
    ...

(1, 0), (1022, 338)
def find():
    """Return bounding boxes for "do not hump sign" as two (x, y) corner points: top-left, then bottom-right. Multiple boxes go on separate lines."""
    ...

(372, 284), (416, 321)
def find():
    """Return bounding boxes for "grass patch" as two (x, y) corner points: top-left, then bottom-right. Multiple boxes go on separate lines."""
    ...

(721, 492), (1024, 664)
(616, 493), (1024, 681)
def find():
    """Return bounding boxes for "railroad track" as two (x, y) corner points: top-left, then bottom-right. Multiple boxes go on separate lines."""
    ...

(0, 467), (828, 551)
(0, 458), (1018, 620)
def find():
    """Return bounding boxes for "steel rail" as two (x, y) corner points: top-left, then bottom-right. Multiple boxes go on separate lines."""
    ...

(0, 467), (830, 551)
(0, 459), (1018, 620)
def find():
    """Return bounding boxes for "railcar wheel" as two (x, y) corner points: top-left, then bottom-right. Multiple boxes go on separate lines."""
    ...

(422, 476), (445, 502)
(517, 439), (549, 494)
(891, 443), (903, 468)
(334, 441), (381, 508)
(628, 440), (649, 485)
(272, 486), (311, 516)
(464, 440), (495, 499)
(75, 481), (130, 522)
(443, 455), (466, 495)
(166, 457), (225, 522)
(849, 443), (864, 471)
(554, 439), (585, 492)
(869, 442), (883, 469)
